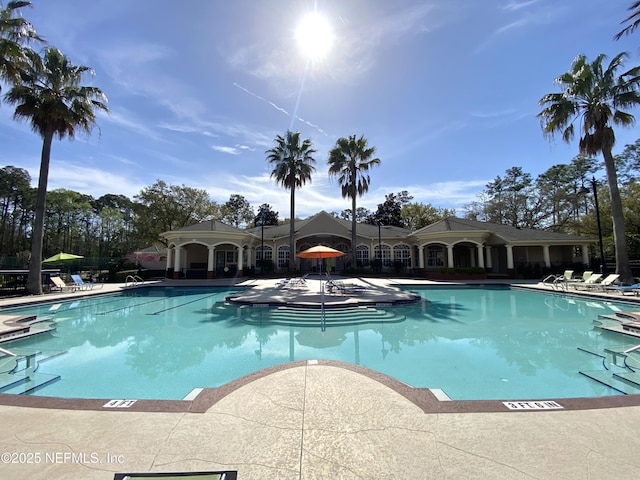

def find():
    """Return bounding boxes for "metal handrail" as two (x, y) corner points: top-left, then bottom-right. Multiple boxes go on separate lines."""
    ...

(0, 347), (16, 357)
(624, 344), (640, 354)
(125, 275), (145, 287)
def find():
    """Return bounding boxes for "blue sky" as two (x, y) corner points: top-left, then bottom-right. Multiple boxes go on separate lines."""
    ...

(1, 0), (639, 218)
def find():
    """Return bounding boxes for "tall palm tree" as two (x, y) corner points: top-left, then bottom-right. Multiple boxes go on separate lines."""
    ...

(537, 52), (640, 283)
(4, 47), (109, 294)
(328, 134), (380, 267)
(266, 130), (316, 271)
(0, 1), (42, 93)
(615, 1), (640, 41)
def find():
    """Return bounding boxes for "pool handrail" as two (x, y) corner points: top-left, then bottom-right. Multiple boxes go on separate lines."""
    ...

(0, 347), (16, 357)
(624, 344), (640, 354)
(125, 275), (145, 288)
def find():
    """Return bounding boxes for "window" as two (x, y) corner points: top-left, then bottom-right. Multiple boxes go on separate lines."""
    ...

(393, 244), (411, 267)
(256, 246), (272, 261)
(427, 245), (445, 267)
(374, 244), (391, 267)
(278, 246), (290, 268)
(356, 245), (369, 266)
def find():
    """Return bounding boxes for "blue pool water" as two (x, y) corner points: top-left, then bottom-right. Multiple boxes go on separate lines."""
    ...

(1, 285), (639, 401)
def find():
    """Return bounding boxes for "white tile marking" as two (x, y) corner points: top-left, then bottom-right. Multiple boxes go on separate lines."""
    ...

(103, 399), (137, 408)
(502, 400), (564, 410)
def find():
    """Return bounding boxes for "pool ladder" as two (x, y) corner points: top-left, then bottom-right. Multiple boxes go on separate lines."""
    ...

(125, 275), (145, 287)
(542, 274), (568, 291)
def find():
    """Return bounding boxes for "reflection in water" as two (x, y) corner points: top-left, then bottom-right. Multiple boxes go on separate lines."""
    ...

(1, 286), (636, 400)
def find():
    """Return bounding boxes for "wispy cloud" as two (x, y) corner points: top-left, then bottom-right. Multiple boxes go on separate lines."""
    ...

(45, 163), (145, 199)
(474, 2), (562, 53)
(368, 180), (489, 210)
(103, 108), (166, 142)
(503, 0), (540, 12)
(212, 145), (241, 155)
(469, 108), (531, 128)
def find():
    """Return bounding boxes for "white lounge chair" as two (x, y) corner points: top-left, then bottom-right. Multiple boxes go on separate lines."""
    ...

(50, 276), (78, 292)
(575, 274), (619, 291)
(571, 273), (603, 290)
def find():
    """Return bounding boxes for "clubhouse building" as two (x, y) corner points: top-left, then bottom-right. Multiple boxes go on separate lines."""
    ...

(159, 211), (594, 279)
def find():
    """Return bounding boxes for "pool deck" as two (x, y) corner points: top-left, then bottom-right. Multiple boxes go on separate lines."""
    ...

(2, 277), (640, 478)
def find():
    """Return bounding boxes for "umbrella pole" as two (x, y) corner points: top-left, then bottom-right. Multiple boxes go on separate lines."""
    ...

(320, 281), (326, 332)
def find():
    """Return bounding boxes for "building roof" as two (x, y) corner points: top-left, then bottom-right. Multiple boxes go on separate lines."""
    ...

(162, 219), (247, 236)
(411, 216), (593, 244)
(245, 211), (411, 241)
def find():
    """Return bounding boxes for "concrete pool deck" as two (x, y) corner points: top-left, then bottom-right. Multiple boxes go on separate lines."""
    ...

(2, 277), (640, 478)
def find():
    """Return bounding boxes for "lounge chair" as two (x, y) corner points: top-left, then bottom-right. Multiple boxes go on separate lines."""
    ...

(568, 271), (593, 282)
(571, 273), (603, 290)
(289, 273), (309, 287)
(71, 274), (103, 290)
(560, 270), (574, 280)
(326, 280), (366, 295)
(70, 274), (92, 290)
(605, 282), (640, 295)
(50, 276), (78, 292)
(574, 273), (620, 291)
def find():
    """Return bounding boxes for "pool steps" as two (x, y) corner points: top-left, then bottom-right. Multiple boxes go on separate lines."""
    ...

(239, 304), (406, 327)
(577, 314), (640, 394)
(0, 348), (65, 395)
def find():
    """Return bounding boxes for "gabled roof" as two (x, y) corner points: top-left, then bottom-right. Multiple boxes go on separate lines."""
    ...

(410, 216), (593, 244)
(162, 219), (247, 236)
(245, 210), (411, 240)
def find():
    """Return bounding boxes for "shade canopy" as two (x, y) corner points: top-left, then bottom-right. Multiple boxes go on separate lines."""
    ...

(296, 245), (345, 259)
(42, 252), (84, 263)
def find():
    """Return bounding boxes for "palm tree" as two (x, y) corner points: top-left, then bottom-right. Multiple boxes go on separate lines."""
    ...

(537, 52), (640, 283)
(328, 134), (380, 267)
(4, 47), (109, 294)
(615, 1), (640, 41)
(0, 1), (42, 93)
(266, 130), (316, 271)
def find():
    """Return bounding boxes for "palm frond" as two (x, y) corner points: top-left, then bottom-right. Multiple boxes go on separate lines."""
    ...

(614, 1), (640, 40)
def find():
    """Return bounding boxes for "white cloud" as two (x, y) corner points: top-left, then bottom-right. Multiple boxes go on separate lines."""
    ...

(212, 145), (241, 155)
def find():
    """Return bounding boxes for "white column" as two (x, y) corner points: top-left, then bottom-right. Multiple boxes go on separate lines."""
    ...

(506, 244), (514, 270)
(543, 245), (551, 268)
(418, 246), (424, 269)
(485, 246), (493, 269)
(237, 246), (243, 271)
(165, 248), (173, 274)
(207, 246), (215, 273)
(476, 245), (485, 268)
(581, 245), (589, 265)
(447, 245), (454, 268)
(173, 247), (181, 273)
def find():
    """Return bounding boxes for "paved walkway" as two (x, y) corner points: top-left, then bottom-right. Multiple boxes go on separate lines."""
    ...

(2, 363), (640, 478)
(2, 277), (640, 478)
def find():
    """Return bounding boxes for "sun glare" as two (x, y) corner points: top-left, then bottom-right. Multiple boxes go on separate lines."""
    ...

(295, 12), (333, 61)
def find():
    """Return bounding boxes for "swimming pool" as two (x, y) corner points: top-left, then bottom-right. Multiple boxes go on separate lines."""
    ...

(1, 285), (639, 401)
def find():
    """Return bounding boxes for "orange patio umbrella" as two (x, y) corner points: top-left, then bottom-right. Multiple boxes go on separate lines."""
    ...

(296, 245), (345, 259)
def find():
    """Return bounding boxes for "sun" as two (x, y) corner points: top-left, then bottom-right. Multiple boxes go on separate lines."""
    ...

(295, 12), (333, 61)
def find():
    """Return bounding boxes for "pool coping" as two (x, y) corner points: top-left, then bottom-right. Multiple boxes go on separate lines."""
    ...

(3, 277), (640, 414)
(3, 359), (640, 415)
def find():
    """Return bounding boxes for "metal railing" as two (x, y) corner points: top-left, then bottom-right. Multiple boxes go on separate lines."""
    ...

(125, 275), (145, 287)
